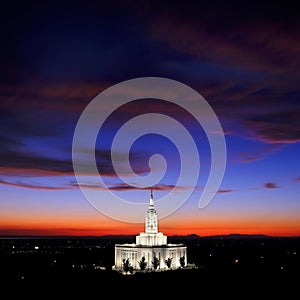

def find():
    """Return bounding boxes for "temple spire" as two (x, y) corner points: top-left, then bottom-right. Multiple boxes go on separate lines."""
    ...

(146, 188), (157, 234)
(150, 188), (154, 206)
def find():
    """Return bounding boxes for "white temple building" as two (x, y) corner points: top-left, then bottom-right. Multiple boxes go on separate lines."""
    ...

(114, 190), (187, 271)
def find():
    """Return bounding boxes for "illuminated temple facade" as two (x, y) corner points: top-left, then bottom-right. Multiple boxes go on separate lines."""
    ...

(114, 190), (187, 271)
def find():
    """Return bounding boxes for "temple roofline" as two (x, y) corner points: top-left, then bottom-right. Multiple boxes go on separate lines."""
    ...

(115, 244), (186, 248)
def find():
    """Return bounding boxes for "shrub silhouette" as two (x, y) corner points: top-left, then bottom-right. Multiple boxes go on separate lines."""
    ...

(165, 257), (172, 269)
(138, 256), (147, 271)
(152, 256), (160, 270)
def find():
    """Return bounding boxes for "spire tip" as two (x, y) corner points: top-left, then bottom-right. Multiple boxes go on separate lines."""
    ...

(150, 188), (154, 206)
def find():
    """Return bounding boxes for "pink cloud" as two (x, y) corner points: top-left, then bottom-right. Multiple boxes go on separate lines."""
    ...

(236, 144), (284, 163)
(244, 110), (300, 144)
(68, 182), (186, 191)
(0, 179), (69, 190)
(264, 182), (279, 189)
(0, 79), (110, 112)
(217, 189), (234, 194)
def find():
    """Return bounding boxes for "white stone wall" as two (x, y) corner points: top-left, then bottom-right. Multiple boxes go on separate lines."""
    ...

(114, 245), (187, 271)
(136, 232), (167, 246)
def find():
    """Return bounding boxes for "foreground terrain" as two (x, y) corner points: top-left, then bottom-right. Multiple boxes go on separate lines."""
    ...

(0, 235), (298, 294)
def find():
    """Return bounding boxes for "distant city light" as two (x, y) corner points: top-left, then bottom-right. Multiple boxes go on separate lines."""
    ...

(234, 259), (239, 263)
(34, 246), (39, 250)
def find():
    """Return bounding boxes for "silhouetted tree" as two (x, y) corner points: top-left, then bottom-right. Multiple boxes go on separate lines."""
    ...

(138, 256), (147, 271)
(165, 257), (172, 269)
(122, 258), (131, 274)
(179, 256), (185, 268)
(152, 256), (160, 270)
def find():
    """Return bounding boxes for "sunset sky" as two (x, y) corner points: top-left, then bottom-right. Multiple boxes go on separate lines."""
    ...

(1, 0), (299, 236)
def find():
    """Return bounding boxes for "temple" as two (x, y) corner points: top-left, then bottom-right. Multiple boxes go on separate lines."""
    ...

(114, 190), (187, 271)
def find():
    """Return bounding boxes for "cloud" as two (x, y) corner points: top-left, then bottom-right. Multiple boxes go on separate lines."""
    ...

(294, 177), (300, 182)
(0, 179), (69, 190)
(217, 189), (234, 194)
(0, 151), (73, 177)
(123, 0), (300, 146)
(0, 80), (106, 112)
(244, 110), (300, 144)
(0, 177), (185, 192)
(0, 167), (71, 178)
(109, 98), (196, 124)
(80, 148), (151, 177)
(0, 135), (23, 151)
(236, 144), (285, 163)
(0, 145), (151, 179)
(136, 1), (300, 74)
(1, 25), (299, 147)
(0, 0), (299, 197)
(264, 182), (279, 189)
(70, 182), (186, 191)
(0, 109), (69, 144)
(0, 155), (71, 178)
(68, 182), (101, 190)
(108, 183), (185, 192)
(0, 145), (160, 190)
